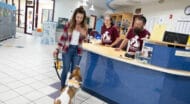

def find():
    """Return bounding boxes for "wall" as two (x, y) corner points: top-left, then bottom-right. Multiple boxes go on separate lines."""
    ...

(114, 6), (134, 13)
(133, 0), (189, 17)
(112, 0), (190, 17)
(125, 0), (190, 34)
(0, 0), (5, 2)
(134, 0), (190, 34)
(37, 2), (54, 28)
(54, 0), (105, 22)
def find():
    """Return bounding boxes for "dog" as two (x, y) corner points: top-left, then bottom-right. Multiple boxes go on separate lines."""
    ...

(54, 67), (82, 104)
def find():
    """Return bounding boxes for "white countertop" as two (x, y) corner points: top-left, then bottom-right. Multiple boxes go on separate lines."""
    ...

(82, 42), (190, 77)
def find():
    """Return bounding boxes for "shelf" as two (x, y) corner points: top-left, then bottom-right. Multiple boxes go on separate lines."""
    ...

(110, 13), (133, 36)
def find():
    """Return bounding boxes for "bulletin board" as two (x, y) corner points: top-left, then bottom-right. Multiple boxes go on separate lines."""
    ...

(145, 15), (190, 41)
(150, 24), (167, 41)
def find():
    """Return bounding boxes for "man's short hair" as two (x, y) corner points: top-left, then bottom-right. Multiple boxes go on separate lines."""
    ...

(136, 15), (147, 25)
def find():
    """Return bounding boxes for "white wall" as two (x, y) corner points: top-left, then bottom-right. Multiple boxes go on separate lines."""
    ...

(117, 0), (190, 34)
(135, 0), (190, 34)
(115, 0), (190, 18)
(114, 6), (134, 13)
(54, 0), (77, 21)
(54, 0), (104, 22)
(37, 2), (54, 28)
(0, 0), (5, 2)
(134, 0), (189, 17)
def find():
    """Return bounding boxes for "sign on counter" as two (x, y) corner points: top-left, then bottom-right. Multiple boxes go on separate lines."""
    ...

(175, 50), (190, 58)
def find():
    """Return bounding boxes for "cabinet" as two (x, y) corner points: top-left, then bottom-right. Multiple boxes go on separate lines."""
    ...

(110, 13), (133, 38)
(0, 2), (16, 41)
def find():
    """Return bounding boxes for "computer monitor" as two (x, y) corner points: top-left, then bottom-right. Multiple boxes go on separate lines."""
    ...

(163, 31), (189, 48)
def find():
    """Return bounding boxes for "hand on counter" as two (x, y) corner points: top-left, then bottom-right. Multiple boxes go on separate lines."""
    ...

(115, 48), (121, 51)
(105, 44), (112, 47)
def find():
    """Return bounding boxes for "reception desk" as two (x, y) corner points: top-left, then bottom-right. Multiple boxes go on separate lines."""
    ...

(144, 40), (190, 71)
(80, 41), (190, 104)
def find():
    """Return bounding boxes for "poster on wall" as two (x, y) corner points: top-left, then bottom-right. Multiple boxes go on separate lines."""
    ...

(57, 17), (68, 29)
(150, 24), (167, 41)
(86, 17), (90, 27)
(41, 22), (57, 45)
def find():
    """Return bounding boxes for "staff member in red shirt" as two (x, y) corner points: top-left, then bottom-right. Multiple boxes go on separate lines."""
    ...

(101, 15), (119, 45)
(114, 15), (150, 53)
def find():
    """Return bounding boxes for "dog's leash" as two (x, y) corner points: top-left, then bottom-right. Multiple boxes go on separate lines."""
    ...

(54, 50), (62, 80)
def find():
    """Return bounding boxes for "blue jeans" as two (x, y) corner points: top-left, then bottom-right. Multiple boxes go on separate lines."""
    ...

(61, 45), (81, 87)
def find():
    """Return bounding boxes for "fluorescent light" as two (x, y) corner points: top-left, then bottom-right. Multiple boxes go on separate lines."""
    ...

(82, 0), (88, 7)
(89, 4), (95, 11)
(89, 0), (95, 11)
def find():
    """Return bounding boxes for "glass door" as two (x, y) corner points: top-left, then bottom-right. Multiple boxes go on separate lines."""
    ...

(24, 0), (35, 34)
(25, 6), (34, 34)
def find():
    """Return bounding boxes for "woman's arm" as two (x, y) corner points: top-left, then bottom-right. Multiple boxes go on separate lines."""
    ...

(53, 34), (65, 57)
(80, 28), (87, 38)
(110, 27), (120, 47)
(110, 37), (122, 47)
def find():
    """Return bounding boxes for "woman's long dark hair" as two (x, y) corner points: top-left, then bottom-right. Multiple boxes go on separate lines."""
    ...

(69, 6), (87, 32)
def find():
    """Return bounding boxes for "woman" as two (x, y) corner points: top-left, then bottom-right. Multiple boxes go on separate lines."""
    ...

(101, 15), (119, 45)
(53, 6), (87, 87)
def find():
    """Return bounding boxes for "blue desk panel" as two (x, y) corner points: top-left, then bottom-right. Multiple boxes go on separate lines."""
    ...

(80, 51), (190, 104)
(145, 43), (190, 71)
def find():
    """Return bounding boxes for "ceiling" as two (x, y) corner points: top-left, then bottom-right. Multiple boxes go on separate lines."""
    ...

(93, 0), (161, 10)
(91, 0), (107, 10)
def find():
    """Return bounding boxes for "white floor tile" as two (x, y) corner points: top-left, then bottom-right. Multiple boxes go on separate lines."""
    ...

(24, 91), (45, 101)
(39, 77), (57, 85)
(49, 76), (60, 82)
(4, 96), (30, 104)
(0, 33), (107, 104)
(0, 90), (20, 101)
(6, 81), (25, 89)
(33, 74), (49, 81)
(72, 96), (88, 104)
(83, 96), (105, 104)
(13, 85), (36, 95)
(42, 71), (57, 78)
(0, 101), (5, 104)
(33, 96), (54, 104)
(75, 89), (91, 100)
(20, 78), (36, 85)
(37, 86), (57, 95)
(0, 72), (9, 78)
(28, 81), (47, 89)
(0, 77), (18, 84)
(28, 103), (35, 104)
(0, 85), (11, 93)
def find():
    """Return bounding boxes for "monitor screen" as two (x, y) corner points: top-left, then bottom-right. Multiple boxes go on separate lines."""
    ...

(163, 31), (189, 48)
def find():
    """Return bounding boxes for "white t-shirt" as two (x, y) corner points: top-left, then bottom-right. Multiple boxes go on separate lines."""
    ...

(70, 30), (80, 45)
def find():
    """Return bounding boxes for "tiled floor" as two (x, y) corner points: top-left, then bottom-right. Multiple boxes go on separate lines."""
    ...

(0, 32), (107, 104)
